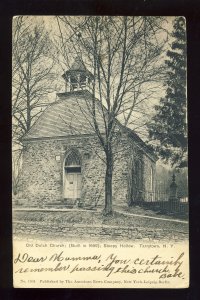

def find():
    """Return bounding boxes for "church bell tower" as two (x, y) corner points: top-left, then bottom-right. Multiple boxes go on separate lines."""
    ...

(62, 57), (94, 93)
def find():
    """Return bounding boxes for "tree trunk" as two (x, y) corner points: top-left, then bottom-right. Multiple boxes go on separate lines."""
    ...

(27, 110), (31, 132)
(103, 150), (113, 216)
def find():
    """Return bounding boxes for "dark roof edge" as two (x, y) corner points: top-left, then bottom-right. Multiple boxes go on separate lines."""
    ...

(57, 90), (94, 99)
(22, 133), (100, 142)
(63, 69), (94, 79)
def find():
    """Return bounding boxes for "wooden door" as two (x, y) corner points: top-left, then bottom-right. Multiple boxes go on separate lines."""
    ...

(76, 173), (81, 198)
(64, 172), (81, 199)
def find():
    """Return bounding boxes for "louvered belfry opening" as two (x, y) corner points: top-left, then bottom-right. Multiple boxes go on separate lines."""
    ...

(62, 56), (94, 93)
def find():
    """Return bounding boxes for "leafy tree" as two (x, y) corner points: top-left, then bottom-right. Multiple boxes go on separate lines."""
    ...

(148, 17), (187, 168)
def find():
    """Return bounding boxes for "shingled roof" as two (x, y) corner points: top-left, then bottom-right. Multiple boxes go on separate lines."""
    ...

(23, 91), (105, 140)
(23, 90), (156, 161)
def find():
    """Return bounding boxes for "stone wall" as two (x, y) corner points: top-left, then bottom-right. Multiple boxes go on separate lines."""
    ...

(122, 137), (157, 204)
(18, 133), (156, 207)
(20, 139), (62, 207)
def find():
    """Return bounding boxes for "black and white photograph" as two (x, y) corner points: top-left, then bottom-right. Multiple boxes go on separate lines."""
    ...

(12, 16), (189, 288)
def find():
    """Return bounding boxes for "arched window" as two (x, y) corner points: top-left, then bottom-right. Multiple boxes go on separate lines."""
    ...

(135, 159), (143, 195)
(65, 151), (81, 173)
(150, 166), (153, 191)
(135, 160), (143, 189)
(65, 151), (80, 167)
(150, 166), (154, 201)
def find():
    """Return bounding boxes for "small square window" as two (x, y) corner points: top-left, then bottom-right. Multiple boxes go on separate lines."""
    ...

(84, 153), (90, 159)
(55, 155), (61, 161)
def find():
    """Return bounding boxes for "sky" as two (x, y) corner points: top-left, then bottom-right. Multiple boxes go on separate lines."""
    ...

(40, 16), (175, 141)
(12, 16), (180, 168)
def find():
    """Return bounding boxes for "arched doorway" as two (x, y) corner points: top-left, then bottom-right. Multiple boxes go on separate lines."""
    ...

(64, 151), (81, 200)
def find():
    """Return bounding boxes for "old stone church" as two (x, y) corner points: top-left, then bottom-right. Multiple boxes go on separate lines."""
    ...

(19, 57), (157, 208)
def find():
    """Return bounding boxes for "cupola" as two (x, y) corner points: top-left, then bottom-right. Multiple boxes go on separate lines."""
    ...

(62, 57), (94, 93)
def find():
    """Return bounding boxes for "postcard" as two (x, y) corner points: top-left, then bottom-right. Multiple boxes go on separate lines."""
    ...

(12, 16), (188, 288)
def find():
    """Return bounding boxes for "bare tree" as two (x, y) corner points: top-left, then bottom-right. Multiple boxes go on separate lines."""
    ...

(54, 16), (168, 215)
(12, 150), (23, 196)
(12, 16), (56, 146)
(12, 16), (56, 194)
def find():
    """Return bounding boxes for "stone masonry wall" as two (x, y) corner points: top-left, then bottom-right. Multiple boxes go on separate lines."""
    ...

(119, 136), (157, 204)
(20, 140), (63, 206)
(19, 134), (156, 207)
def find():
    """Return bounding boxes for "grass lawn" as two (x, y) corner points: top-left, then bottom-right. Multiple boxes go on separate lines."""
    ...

(119, 205), (188, 220)
(13, 206), (188, 232)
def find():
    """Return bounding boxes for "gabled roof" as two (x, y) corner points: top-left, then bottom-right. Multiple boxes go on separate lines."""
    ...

(23, 90), (156, 161)
(23, 91), (105, 140)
